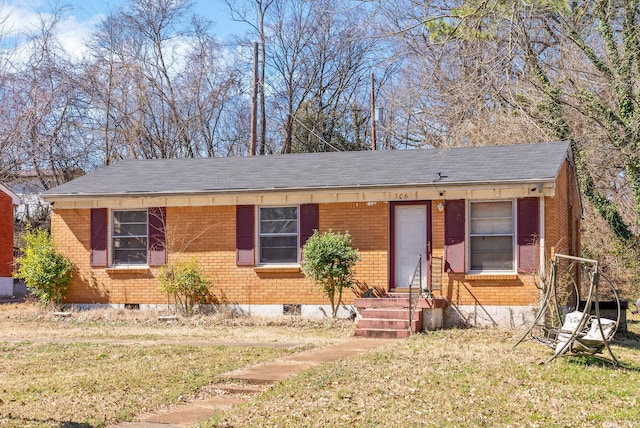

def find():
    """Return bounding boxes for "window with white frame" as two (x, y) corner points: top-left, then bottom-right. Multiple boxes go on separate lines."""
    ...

(112, 210), (148, 265)
(259, 206), (298, 263)
(469, 201), (514, 271)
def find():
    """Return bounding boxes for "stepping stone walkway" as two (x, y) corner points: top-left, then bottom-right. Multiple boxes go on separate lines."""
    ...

(109, 338), (392, 428)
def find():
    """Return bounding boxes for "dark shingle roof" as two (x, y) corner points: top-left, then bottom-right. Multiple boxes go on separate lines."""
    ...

(43, 141), (571, 198)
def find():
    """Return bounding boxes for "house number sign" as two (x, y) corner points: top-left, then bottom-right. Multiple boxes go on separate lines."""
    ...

(394, 192), (415, 200)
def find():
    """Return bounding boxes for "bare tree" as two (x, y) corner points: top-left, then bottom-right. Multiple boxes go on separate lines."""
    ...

(176, 17), (244, 157)
(377, 0), (640, 291)
(228, 0), (381, 153)
(82, 0), (242, 162)
(226, 0), (274, 155)
(7, 6), (88, 188)
(286, 0), (379, 153)
(82, 13), (139, 165)
(0, 5), (21, 183)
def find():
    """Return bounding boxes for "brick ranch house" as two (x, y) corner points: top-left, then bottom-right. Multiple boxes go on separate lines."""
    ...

(0, 183), (20, 297)
(42, 141), (580, 328)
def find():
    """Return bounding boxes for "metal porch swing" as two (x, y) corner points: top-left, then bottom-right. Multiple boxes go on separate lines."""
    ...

(513, 254), (621, 366)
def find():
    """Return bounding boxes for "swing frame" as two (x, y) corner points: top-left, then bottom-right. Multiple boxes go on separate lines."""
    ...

(513, 254), (620, 366)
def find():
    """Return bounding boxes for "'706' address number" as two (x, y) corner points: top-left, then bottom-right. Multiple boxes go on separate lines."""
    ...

(394, 193), (414, 200)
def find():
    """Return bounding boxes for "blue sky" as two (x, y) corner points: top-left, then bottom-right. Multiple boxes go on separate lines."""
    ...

(64, 0), (249, 38)
(3, 0), (249, 57)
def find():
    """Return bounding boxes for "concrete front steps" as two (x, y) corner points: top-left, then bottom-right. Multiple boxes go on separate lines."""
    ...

(355, 307), (421, 338)
(353, 294), (448, 338)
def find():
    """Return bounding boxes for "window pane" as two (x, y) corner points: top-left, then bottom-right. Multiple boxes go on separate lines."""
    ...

(471, 218), (513, 234)
(259, 207), (299, 264)
(113, 236), (147, 265)
(114, 237), (147, 250)
(113, 249), (147, 265)
(113, 223), (147, 236)
(469, 201), (514, 271)
(260, 207), (297, 221)
(260, 219), (297, 234)
(470, 236), (513, 270)
(470, 201), (513, 234)
(112, 210), (148, 265)
(471, 201), (512, 218)
(260, 236), (298, 263)
(114, 210), (147, 223)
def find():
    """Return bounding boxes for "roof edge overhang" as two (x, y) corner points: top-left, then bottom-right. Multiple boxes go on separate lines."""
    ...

(0, 183), (21, 205)
(44, 179), (557, 210)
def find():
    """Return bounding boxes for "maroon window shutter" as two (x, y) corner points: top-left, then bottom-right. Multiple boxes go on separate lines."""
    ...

(90, 208), (108, 267)
(299, 203), (319, 261)
(444, 200), (465, 273)
(517, 197), (539, 272)
(148, 207), (166, 267)
(236, 205), (255, 266)
(300, 204), (319, 247)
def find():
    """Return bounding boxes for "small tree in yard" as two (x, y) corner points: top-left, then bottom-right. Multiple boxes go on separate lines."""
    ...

(158, 258), (210, 316)
(302, 230), (360, 318)
(15, 228), (73, 308)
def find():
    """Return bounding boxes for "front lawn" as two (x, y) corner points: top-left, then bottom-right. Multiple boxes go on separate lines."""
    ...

(0, 303), (351, 427)
(208, 318), (640, 427)
(2, 303), (639, 427)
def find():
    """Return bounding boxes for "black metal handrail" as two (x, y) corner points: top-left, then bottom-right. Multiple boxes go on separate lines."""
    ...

(408, 254), (422, 333)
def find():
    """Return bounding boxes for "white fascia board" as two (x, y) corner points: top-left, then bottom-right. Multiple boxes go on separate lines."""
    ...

(45, 180), (556, 210)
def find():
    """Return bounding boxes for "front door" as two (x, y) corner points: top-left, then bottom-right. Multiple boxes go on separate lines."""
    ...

(391, 202), (430, 289)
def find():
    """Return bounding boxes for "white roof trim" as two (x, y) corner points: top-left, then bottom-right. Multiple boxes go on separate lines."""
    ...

(0, 183), (20, 205)
(48, 181), (556, 210)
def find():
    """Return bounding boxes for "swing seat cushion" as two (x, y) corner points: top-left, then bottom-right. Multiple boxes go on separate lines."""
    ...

(578, 317), (617, 347)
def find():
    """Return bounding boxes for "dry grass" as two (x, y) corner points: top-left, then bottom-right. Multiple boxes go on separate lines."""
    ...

(207, 318), (640, 428)
(0, 303), (353, 427)
(0, 303), (353, 346)
(3, 303), (640, 427)
(1, 341), (283, 427)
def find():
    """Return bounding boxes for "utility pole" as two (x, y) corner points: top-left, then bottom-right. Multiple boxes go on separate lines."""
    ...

(249, 42), (258, 156)
(370, 72), (376, 151)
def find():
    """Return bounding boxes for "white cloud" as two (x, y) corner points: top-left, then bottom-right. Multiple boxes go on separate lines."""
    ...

(2, 1), (103, 62)
(56, 13), (102, 60)
(3, 2), (42, 35)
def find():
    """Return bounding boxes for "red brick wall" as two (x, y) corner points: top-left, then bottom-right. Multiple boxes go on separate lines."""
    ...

(52, 167), (581, 310)
(433, 160), (581, 308)
(432, 199), (544, 308)
(0, 191), (14, 277)
(549, 158), (581, 258)
(52, 202), (389, 305)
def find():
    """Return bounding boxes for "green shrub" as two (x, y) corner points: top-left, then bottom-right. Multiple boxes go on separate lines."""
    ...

(14, 228), (73, 308)
(158, 258), (210, 315)
(301, 230), (360, 318)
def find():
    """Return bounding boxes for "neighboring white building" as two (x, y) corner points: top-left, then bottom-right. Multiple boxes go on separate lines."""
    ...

(9, 169), (67, 222)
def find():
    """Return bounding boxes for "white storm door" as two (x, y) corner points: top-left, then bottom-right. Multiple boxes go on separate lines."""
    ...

(394, 205), (427, 288)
